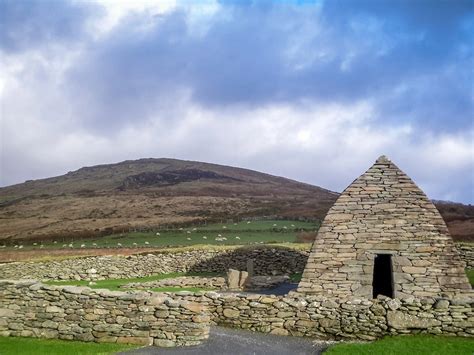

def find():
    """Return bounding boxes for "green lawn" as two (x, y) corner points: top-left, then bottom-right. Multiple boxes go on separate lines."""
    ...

(290, 272), (302, 282)
(0, 336), (138, 355)
(198, 220), (319, 231)
(45, 272), (220, 292)
(324, 335), (474, 355)
(4, 219), (319, 250)
(466, 268), (474, 286)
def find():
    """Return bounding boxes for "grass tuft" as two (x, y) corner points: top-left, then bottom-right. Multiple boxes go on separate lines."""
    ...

(466, 268), (474, 287)
(324, 335), (474, 355)
(44, 272), (221, 292)
(0, 336), (138, 355)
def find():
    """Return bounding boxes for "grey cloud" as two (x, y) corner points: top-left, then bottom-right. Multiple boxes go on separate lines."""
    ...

(0, 0), (101, 53)
(60, 1), (473, 134)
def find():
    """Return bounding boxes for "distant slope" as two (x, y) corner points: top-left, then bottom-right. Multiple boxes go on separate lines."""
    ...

(0, 158), (338, 242)
(0, 158), (471, 243)
(433, 200), (474, 242)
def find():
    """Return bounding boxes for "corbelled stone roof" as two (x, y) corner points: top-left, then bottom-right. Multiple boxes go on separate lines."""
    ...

(298, 156), (471, 299)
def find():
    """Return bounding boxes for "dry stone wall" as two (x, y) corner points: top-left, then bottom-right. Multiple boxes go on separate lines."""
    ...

(299, 156), (471, 298)
(171, 291), (474, 339)
(0, 247), (308, 281)
(0, 243), (471, 283)
(1, 280), (472, 343)
(458, 244), (474, 268)
(0, 280), (209, 347)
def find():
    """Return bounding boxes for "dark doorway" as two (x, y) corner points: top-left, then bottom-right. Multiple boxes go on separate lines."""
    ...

(372, 254), (393, 298)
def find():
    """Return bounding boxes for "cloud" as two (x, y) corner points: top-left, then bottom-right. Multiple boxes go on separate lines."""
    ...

(0, 0), (473, 204)
(57, 0), (473, 133)
(0, 0), (102, 53)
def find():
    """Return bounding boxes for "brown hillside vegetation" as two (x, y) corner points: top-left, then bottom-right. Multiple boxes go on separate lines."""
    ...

(0, 158), (337, 243)
(0, 158), (471, 243)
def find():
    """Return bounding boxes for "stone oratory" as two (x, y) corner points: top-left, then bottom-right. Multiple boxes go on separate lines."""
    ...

(298, 156), (471, 299)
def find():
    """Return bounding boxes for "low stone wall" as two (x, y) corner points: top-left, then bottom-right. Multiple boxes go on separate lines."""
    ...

(0, 243), (471, 282)
(170, 292), (474, 339)
(458, 244), (474, 268)
(1, 280), (472, 344)
(0, 280), (209, 347)
(0, 246), (309, 281)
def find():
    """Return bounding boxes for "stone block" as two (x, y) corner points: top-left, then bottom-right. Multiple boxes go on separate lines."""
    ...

(183, 302), (205, 314)
(402, 266), (427, 274)
(227, 269), (240, 290)
(223, 308), (240, 318)
(387, 311), (441, 329)
(117, 336), (152, 345)
(270, 328), (289, 336)
(239, 271), (249, 288)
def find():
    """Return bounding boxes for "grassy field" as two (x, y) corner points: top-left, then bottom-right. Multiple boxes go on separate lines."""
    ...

(0, 336), (137, 355)
(324, 335), (474, 355)
(466, 268), (474, 286)
(45, 272), (221, 292)
(3, 220), (319, 250)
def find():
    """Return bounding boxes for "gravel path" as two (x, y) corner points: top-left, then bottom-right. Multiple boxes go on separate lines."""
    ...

(119, 326), (328, 355)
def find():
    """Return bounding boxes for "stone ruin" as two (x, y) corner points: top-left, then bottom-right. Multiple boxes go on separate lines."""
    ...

(298, 155), (471, 299)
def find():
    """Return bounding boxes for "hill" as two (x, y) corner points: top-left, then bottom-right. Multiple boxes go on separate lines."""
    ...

(0, 158), (472, 243)
(0, 158), (338, 242)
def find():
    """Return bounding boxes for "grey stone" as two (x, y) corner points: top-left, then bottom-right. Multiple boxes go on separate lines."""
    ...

(227, 269), (240, 290)
(387, 311), (442, 329)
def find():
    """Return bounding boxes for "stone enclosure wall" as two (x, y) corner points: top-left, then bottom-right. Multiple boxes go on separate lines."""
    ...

(175, 292), (473, 339)
(458, 244), (474, 268)
(1, 244), (471, 282)
(0, 247), (308, 281)
(1, 280), (472, 345)
(0, 280), (209, 347)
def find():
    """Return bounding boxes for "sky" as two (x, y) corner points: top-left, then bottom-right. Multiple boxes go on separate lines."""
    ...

(0, 0), (473, 203)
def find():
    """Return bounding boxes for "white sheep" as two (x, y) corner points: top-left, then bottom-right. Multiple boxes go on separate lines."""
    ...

(222, 226), (227, 229)
(187, 237), (191, 241)
(92, 243), (97, 246)
(33, 242), (37, 246)
(156, 232), (160, 236)
(291, 224), (295, 227)
(186, 231), (191, 234)
(145, 241), (149, 245)
(19, 245), (24, 249)
(247, 221), (251, 224)
(40, 245), (44, 249)
(273, 224), (277, 227)
(218, 234), (222, 237)
(81, 244), (86, 248)
(133, 243), (137, 246)
(68, 244), (73, 248)
(235, 236), (241, 240)
(192, 228), (197, 231)
(62, 244), (67, 248)
(203, 236), (207, 239)
(117, 243), (122, 247)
